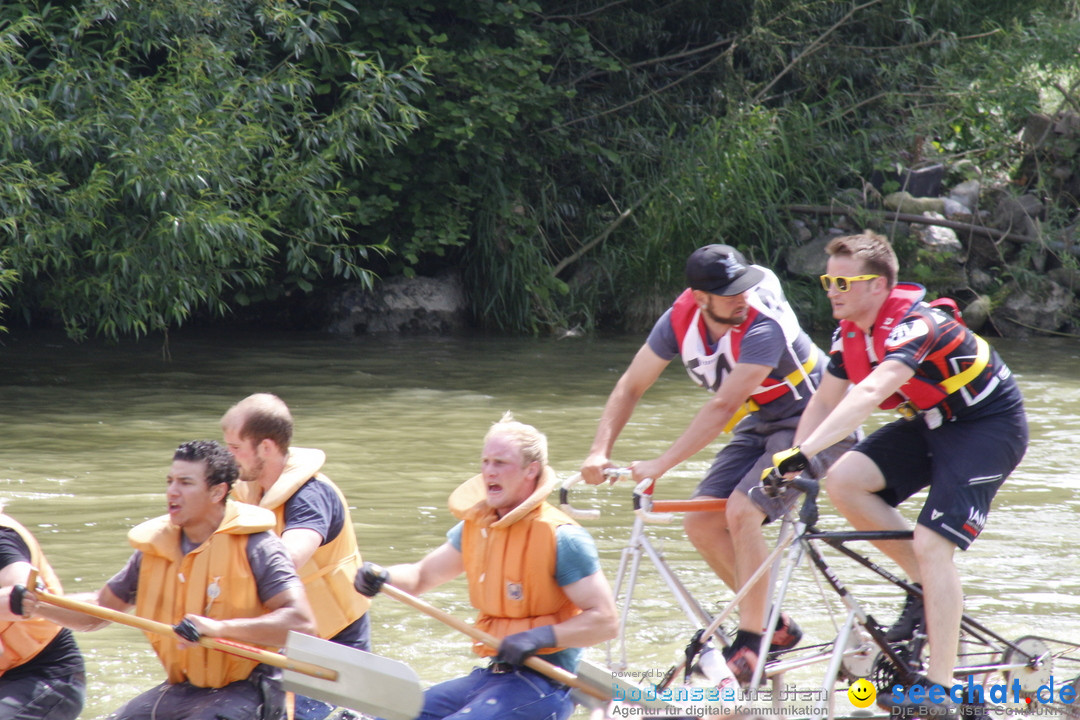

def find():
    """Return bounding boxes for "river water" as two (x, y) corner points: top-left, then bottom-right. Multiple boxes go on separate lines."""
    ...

(1, 328), (1077, 718)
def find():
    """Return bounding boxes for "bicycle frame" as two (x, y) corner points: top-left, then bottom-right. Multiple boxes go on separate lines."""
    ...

(754, 479), (1080, 718)
(563, 472), (1080, 719)
(561, 472), (792, 674)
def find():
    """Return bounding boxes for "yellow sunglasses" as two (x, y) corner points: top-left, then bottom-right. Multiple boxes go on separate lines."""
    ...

(819, 274), (881, 292)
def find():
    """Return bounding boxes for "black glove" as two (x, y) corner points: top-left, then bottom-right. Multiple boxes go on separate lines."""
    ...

(759, 466), (784, 498)
(9, 585), (25, 617)
(173, 617), (201, 643)
(773, 446), (809, 475)
(354, 562), (389, 598)
(495, 625), (556, 665)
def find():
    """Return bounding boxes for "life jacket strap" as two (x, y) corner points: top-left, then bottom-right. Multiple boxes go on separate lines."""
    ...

(721, 351), (819, 433)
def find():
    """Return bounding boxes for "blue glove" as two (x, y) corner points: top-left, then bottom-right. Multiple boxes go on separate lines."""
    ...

(354, 562), (389, 598)
(773, 446), (809, 475)
(495, 625), (556, 665)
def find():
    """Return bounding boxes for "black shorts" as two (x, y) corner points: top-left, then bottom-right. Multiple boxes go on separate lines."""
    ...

(854, 409), (1028, 550)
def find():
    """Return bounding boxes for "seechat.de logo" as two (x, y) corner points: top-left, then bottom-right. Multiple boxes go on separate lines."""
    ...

(890, 675), (1078, 707)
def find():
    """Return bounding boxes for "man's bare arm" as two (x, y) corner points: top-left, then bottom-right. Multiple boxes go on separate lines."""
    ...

(581, 343), (670, 484)
(629, 362), (773, 483)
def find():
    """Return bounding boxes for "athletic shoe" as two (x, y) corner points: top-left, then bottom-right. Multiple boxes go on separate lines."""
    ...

(723, 630), (762, 686)
(769, 613), (803, 652)
(724, 644), (759, 686)
(689, 642), (729, 684)
(885, 583), (925, 643)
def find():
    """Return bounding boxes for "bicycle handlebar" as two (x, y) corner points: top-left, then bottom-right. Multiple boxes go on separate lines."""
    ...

(792, 475), (819, 527)
(630, 477), (676, 524)
(560, 469), (728, 524)
(558, 468), (633, 519)
(558, 473), (602, 520)
(760, 470), (820, 527)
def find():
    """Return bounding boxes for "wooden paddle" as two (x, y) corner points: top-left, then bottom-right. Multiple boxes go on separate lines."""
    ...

(32, 587), (423, 720)
(380, 582), (692, 716)
(380, 581), (610, 701)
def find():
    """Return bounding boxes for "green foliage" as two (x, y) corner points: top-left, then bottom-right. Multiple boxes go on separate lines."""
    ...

(0, 249), (14, 333)
(338, 1), (627, 328)
(0, 0), (426, 339)
(612, 105), (836, 294)
(2, 0), (1079, 337)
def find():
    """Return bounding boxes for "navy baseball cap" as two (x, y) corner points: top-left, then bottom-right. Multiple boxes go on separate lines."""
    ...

(685, 244), (764, 296)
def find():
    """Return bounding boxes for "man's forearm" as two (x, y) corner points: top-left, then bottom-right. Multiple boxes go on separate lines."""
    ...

(549, 605), (618, 649)
(28, 590), (117, 632)
(800, 385), (880, 458)
(651, 399), (737, 476)
(588, 386), (639, 457)
(209, 604), (315, 647)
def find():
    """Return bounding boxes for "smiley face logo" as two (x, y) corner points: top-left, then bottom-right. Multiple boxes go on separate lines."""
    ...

(847, 678), (876, 708)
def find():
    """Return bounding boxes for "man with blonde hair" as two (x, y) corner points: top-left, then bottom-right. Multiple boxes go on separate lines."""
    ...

(354, 413), (618, 720)
(221, 394), (369, 720)
(774, 231), (1026, 718)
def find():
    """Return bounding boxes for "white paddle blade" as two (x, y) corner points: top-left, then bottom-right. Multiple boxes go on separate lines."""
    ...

(282, 631), (423, 720)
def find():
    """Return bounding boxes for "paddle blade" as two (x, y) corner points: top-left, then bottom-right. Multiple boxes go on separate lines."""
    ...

(282, 632), (423, 720)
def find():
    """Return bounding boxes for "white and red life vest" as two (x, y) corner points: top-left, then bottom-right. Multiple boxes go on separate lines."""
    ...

(669, 267), (814, 407)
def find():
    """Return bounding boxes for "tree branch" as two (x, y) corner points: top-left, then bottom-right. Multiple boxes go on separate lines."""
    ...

(785, 203), (1080, 258)
(547, 40), (736, 131)
(752, 0), (884, 106)
(552, 186), (657, 276)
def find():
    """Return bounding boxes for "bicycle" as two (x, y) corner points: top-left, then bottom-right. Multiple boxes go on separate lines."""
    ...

(563, 472), (1080, 719)
(559, 470), (798, 678)
(671, 475), (1080, 718)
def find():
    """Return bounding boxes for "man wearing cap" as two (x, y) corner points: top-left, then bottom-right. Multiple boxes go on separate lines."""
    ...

(580, 244), (850, 684)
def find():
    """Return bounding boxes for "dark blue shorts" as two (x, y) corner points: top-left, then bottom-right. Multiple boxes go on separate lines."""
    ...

(692, 416), (801, 501)
(854, 409), (1028, 549)
(693, 415), (855, 520)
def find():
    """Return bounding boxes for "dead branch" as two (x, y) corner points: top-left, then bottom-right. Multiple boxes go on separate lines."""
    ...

(785, 203), (1080, 258)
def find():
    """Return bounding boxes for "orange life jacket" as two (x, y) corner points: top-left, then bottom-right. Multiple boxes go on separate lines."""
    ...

(129, 500), (275, 687)
(232, 447), (369, 640)
(0, 515), (64, 673)
(455, 470), (581, 659)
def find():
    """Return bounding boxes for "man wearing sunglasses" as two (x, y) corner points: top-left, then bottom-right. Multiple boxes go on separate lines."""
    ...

(774, 231), (1026, 718)
(580, 243), (853, 685)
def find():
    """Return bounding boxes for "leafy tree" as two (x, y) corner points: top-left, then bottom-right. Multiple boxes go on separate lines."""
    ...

(2, 0), (1077, 337)
(0, 0), (426, 338)
(340, 1), (1078, 333)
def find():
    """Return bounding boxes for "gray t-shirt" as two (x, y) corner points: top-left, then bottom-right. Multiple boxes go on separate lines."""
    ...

(107, 530), (301, 605)
(647, 306), (823, 423)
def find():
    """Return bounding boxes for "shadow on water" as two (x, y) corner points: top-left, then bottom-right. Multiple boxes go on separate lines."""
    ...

(1, 328), (1078, 717)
